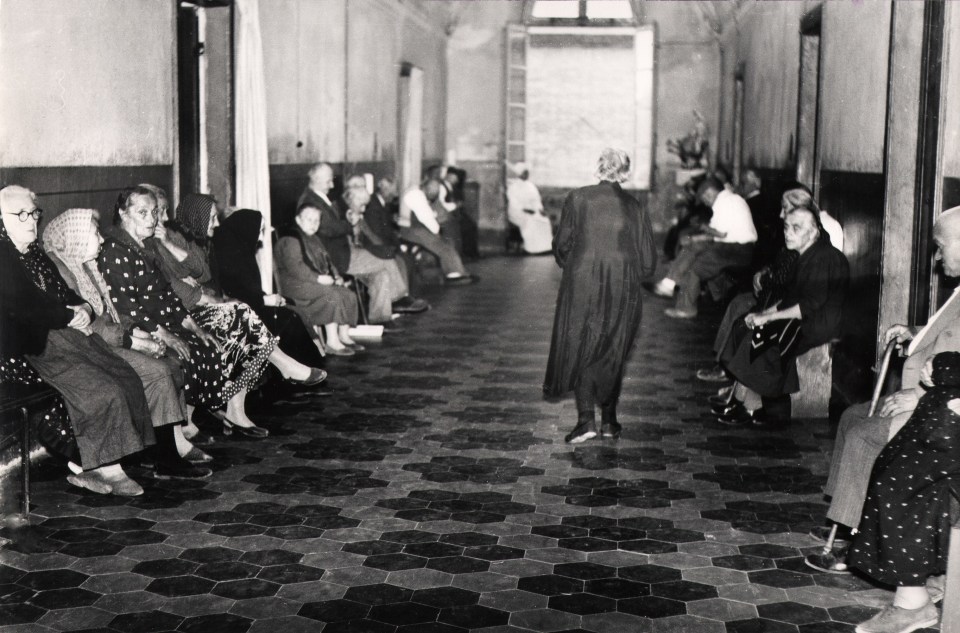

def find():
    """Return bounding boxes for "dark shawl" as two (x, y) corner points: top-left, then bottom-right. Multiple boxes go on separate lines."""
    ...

(212, 209), (267, 310)
(0, 223), (84, 357)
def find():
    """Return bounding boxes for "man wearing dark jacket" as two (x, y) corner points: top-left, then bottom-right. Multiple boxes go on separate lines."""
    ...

(297, 164), (426, 324)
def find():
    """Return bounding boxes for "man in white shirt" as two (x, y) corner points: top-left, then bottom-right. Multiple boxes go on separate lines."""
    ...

(399, 179), (474, 285)
(651, 178), (757, 318)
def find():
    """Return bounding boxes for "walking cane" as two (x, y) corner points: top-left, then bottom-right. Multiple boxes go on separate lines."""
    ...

(818, 338), (899, 556)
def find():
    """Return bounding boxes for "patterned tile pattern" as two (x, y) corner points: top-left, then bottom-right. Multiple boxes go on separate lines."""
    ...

(0, 256), (938, 632)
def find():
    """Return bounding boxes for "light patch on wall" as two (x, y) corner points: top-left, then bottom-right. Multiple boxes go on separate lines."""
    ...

(448, 24), (498, 51)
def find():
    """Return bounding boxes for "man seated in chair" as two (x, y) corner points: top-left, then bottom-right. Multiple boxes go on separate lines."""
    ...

(649, 177), (757, 319)
(805, 205), (960, 577)
(298, 163), (426, 327)
(399, 178), (475, 285)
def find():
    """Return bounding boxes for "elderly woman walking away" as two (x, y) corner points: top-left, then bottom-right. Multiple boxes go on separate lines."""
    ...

(543, 149), (658, 443)
(0, 186), (152, 496)
(42, 208), (212, 479)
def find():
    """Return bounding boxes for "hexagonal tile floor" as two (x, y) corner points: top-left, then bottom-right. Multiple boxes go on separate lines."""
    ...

(0, 256), (936, 632)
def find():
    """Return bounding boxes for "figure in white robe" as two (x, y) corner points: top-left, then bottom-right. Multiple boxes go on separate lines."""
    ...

(506, 164), (553, 255)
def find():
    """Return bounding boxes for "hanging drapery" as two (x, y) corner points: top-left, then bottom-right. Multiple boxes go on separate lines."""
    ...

(234, 0), (272, 292)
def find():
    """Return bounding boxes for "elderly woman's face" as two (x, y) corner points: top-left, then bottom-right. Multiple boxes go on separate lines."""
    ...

(207, 205), (220, 238)
(296, 207), (321, 236)
(0, 192), (40, 248)
(784, 210), (819, 253)
(121, 193), (159, 242)
(83, 220), (105, 262)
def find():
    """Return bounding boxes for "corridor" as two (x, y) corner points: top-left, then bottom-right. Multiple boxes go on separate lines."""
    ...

(1, 256), (913, 633)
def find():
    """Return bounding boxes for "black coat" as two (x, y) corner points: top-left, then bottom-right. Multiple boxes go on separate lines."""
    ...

(0, 238), (83, 358)
(543, 181), (657, 399)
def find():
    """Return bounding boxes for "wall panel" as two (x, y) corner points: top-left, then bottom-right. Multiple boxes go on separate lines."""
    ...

(0, 0), (175, 166)
(818, 2), (892, 173)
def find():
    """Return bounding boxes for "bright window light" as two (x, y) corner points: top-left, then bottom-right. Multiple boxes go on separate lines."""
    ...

(531, 1), (580, 19)
(586, 1), (634, 19)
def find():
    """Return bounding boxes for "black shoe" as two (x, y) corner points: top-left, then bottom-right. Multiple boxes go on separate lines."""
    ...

(392, 297), (430, 314)
(444, 274), (476, 286)
(750, 408), (788, 429)
(600, 421), (622, 439)
(712, 397), (744, 417)
(565, 412), (597, 444)
(285, 367), (327, 386)
(155, 458), (213, 480)
(716, 402), (752, 426)
(380, 321), (405, 333)
(222, 419), (269, 438)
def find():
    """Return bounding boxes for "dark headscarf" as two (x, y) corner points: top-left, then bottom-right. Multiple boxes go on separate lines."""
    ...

(212, 209), (265, 308)
(174, 193), (217, 245)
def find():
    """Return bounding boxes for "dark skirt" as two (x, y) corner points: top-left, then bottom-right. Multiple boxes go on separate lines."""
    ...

(544, 261), (643, 404)
(256, 305), (325, 368)
(188, 303), (277, 408)
(25, 329), (154, 469)
(849, 353), (960, 585)
(720, 319), (799, 397)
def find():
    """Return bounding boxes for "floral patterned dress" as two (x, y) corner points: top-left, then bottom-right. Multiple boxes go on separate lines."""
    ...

(99, 228), (275, 409)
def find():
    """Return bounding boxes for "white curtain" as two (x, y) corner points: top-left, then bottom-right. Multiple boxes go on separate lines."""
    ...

(234, 0), (272, 292)
(399, 66), (424, 195)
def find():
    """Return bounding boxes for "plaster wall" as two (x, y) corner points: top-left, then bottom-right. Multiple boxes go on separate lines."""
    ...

(818, 1), (891, 174)
(0, 0), (175, 167)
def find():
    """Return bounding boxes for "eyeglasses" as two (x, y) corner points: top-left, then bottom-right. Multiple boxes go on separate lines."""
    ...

(5, 208), (43, 222)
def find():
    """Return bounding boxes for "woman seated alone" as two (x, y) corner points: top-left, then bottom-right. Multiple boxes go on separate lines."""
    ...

(211, 207), (326, 370)
(846, 351), (960, 633)
(0, 186), (151, 496)
(42, 208), (213, 479)
(716, 202), (849, 427)
(275, 203), (362, 356)
(101, 187), (282, 439)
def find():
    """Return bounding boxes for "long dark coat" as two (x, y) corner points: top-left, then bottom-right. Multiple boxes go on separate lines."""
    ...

(543, 181), (657, 400)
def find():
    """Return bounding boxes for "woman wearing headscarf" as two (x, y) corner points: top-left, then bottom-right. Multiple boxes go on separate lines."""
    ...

(543, 148), (658, 443)
(275, 202), (362, 356)
(157, 191), (329, 374)
(0, 185), (151, 496)
(42, 208), (212, 477)
(211, 207), (326, 368)
(101, 187), (279, 439)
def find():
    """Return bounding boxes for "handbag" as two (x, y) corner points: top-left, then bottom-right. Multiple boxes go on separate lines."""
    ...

(749, 312), (801, 362)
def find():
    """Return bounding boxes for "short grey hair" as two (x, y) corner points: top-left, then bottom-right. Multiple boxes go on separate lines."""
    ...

(595, 148), (631, 183)
(0, 185), (36, 214)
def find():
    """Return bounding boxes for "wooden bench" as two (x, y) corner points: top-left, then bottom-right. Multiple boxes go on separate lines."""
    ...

(0, 383), (60, 519)
(792, 341), (835, 418)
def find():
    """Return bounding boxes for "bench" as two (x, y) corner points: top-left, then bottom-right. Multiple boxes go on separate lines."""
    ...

(791, 341), (834, 418)
(0, 383), (61, 520)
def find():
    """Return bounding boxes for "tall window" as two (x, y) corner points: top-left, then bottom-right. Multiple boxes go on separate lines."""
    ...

(507, 0), (654, 189)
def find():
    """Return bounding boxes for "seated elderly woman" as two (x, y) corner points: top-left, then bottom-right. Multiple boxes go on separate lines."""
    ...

(697, 184), (839, 388)
(715, 201), (849, 427)
(275, 203), (362, 356)
(150, 191), (329, 383)
(845, 351), (960, 633)
(42, 208), (212, 478)
(211, 207), (327, 370)
(0, 186), (151, 496)
(100, 187), (295, 439)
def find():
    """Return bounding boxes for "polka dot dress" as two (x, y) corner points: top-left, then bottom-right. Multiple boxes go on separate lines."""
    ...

(850, 350), (960, 586)
(99, 233), (275, 411)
